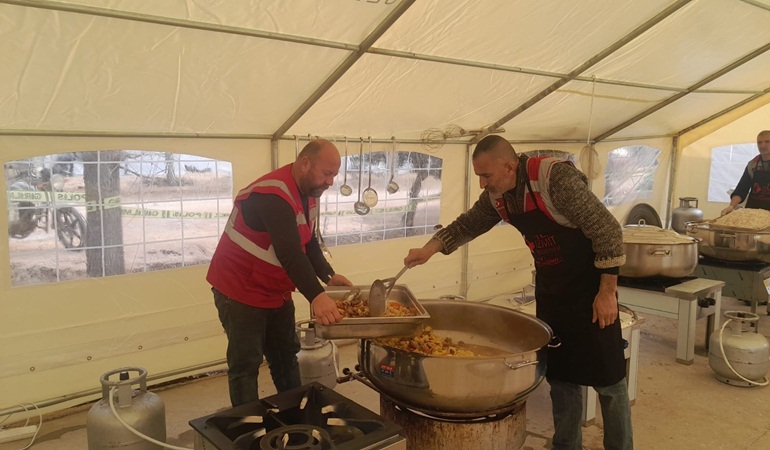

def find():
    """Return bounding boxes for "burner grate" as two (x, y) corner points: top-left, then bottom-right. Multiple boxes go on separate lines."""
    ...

(190, 382), (402, 450)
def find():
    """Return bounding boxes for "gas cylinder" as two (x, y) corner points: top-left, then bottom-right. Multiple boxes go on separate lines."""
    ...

(296, 320), (339, 389)
(708, 311), (770, 387)
(87, 367), (167, 449)
(671, 197), (704, 233)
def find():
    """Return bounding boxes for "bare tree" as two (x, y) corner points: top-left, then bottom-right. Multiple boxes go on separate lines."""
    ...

(82, 151), (125, 277)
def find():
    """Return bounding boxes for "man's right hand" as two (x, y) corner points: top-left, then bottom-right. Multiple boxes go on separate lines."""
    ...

(311, 293), (342, 326)
(404, 238), (443, 268)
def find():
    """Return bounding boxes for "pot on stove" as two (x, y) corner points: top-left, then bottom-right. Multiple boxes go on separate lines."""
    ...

(621, 223), (699, 278)
(359, 300), (553, 414)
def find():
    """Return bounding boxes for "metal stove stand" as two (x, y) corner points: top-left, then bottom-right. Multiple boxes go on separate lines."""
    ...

(617, 277), (724, 365)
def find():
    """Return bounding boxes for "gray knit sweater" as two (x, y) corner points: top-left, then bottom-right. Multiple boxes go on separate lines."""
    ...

(434, 155), (625, 272)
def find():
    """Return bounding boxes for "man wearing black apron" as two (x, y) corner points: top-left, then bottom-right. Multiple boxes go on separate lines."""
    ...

(722, 130), (770, 214)
(405, 136), (633, 450)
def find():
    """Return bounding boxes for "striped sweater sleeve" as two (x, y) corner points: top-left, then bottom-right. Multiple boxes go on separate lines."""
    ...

(548, 163), (626, 272)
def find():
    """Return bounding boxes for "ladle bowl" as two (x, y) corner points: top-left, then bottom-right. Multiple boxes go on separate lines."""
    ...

(363, 137), (378, 208)
(353, 138), (370, 215)
(340, 138), (353, 196)
(386, 175), (399, 194)
(386, 143), (399, 194)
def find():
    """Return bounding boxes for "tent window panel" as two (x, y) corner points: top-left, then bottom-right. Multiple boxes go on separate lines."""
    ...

(5, 151), (232, 286)
(708, 143), (758, 202)
(603, 146), (661, 207)
(320, 150), (442, 245)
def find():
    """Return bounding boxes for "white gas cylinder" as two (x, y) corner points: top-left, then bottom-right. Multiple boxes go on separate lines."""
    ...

(708, 311), (770, 387)
(296, 320), (339, 389)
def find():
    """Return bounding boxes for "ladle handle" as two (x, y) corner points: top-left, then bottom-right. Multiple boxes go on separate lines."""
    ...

(384, 265), (409, 297)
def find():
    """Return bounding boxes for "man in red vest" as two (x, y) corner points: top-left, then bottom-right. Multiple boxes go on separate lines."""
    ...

(207, 139), (352, 406)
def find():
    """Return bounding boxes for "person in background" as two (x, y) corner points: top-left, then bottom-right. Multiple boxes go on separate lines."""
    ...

(722, 130), (770, 215)
(404, 135), (633, 450)
(207, 139), (351, 407)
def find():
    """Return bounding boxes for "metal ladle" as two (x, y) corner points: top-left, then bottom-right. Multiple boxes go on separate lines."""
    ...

(368, 265), (408, 317)
(363, 136), (379, 208)
(339, 137), (352, 196)
(353, 138), (370, 215)
(386, 137), (399, 194)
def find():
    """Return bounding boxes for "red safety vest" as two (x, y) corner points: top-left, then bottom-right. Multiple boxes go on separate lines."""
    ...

(491, 156), (574, 227)
(206, 164), (316, 308)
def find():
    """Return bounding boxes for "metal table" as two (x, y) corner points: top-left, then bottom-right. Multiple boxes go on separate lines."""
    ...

(617, 278), (724, 365)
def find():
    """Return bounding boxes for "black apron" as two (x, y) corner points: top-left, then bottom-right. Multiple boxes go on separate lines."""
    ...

(746, 160), (770, 210)
(499, 180), (626, 386)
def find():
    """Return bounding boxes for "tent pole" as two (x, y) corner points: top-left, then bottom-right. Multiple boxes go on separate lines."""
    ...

(665, 136), (680, 229)
(459, 142), (473, 298)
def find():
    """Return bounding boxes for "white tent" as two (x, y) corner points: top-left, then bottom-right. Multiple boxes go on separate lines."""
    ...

(2, 0), (770, 414)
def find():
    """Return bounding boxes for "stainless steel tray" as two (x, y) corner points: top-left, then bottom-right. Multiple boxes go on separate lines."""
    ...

(314, 284), (430, 339)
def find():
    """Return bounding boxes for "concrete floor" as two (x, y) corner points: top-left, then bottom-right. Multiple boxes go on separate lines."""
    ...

(2, 296), (769, 450)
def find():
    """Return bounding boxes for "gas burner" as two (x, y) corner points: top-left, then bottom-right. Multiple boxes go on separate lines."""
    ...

(698, 256), (770, 270)
(190, 382), (405, 450)
(259, 424), (333, 450)
(618, 275), (698, 292)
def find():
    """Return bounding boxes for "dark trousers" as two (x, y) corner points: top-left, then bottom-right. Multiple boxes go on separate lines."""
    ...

(548, 377), (633, 450)
(213, 288), (302, 407)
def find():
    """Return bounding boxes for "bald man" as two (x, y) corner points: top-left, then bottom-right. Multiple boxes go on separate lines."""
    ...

(723, 130), (770, 215)
(405, 135), (632, 450)
(207, 139), (352, 406)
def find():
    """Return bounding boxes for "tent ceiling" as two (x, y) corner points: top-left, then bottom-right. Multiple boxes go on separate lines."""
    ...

(2, 0), (769, 145)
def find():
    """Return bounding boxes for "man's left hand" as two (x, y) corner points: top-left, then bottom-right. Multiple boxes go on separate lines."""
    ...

(592, 290), (618, 329)
(327, 274), (353, 287)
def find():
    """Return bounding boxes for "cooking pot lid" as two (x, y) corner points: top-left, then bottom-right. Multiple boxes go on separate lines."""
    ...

(622, 224), (695, 244)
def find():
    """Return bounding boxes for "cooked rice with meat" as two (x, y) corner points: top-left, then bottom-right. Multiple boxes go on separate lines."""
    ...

(714, 208), (770, 230)
(375, 326), (479, 357)
(335, 290), (417, 318)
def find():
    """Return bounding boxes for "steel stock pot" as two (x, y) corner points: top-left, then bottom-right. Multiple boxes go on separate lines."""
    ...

(685, 221), (770, 263)
(359, 300), (553, 414)
(621, 224), (699, 277)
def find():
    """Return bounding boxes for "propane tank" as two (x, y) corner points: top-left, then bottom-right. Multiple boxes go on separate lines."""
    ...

(87, 367), (166, 449)
(708, 311), (770, 387)
(296, 320), (339, 389)
(671, 197), (704, 233)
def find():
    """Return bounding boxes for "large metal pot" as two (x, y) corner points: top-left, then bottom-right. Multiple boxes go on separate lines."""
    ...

(685, 221), (770, 263)
(359, 300), (553, 414)
(620, 224), (699, 277)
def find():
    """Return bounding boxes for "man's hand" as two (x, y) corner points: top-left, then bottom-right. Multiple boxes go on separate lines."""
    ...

(592, 274), (618, 329)
(312, 293), (342, 325)
(404, 238), (443, 268)
(327, 274), (353, 287)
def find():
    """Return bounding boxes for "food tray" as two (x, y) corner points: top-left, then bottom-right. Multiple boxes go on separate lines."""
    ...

(314, 284), (430, 339)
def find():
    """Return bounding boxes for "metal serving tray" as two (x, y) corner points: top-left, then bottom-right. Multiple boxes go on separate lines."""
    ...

(314, 284), (430, 339)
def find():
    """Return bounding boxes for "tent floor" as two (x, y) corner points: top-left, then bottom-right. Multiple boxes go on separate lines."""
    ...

(2, 296), (768, 450)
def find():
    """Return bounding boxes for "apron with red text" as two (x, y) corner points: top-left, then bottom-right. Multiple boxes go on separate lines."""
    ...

(500, 181), (626, 386)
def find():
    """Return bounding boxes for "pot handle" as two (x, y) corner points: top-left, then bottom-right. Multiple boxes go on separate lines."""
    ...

(648, 248), (671, 256)
(504, 359), (538, 370)
(548, 335), (562, 348)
